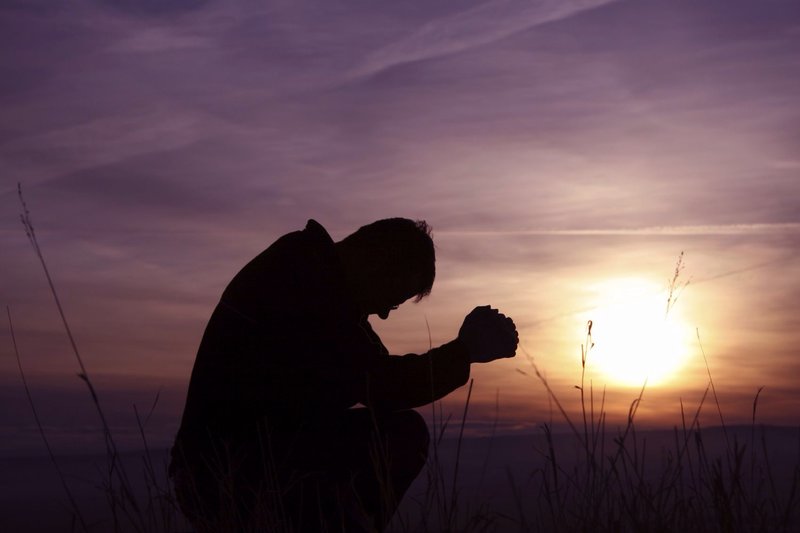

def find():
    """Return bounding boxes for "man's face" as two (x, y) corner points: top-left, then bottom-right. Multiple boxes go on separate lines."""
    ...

(362, 272), (420, 320)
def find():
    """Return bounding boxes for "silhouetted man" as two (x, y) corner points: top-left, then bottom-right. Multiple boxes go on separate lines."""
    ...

(170, 218), (518, 532)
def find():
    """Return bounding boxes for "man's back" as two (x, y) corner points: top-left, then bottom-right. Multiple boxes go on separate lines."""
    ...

(173, 220), (374, 457)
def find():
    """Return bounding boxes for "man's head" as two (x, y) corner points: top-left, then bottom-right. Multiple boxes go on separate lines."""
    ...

(336, 218), (435, 319)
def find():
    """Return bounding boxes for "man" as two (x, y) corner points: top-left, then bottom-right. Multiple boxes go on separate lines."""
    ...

(170, 218), (518, 532)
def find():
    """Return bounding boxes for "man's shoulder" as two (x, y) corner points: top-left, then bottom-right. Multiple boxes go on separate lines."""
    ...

(221, 220), (343, 306)
(264, 219), (331, 251)
(262, 219), (335, 266)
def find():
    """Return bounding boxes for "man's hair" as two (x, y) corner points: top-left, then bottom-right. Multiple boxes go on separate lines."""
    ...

(341, 218), (435, 302)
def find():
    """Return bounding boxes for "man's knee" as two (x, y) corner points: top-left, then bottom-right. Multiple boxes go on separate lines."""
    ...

(402, 409), (430, 449)
(386, 410), (429, 467)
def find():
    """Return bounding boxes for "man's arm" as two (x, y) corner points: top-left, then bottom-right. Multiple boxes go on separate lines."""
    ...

(363, 339), (471, 411)
(362, 306), (517, 411)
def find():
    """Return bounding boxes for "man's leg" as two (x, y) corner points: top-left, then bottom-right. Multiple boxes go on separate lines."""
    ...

(346, 409), (430, 529)
(284, 408), (430, 532)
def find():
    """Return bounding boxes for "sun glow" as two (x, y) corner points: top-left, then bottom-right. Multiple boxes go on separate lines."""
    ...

(582, 278), (692, 387)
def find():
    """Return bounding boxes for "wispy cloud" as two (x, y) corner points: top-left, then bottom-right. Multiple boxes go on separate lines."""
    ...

(0, 109), (233, 191)
(109, 26), (213, 53)
(351, 0), (617, 78)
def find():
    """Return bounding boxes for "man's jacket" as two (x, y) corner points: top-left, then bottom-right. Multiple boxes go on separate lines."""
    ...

(172, 220), (470, 465)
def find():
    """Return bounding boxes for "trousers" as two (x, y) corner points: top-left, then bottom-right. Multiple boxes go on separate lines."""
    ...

(172, 408), (430, 532)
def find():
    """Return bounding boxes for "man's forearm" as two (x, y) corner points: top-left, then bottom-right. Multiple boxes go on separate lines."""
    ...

(363, 339), (471, 411)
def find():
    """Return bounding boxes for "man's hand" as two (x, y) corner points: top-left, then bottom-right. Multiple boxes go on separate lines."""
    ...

(458, 305), (518, 363)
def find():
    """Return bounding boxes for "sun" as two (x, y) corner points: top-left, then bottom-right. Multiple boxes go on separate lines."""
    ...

(581, 278), (692, 387)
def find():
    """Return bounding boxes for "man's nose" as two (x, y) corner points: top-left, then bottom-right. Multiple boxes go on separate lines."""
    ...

(377, 305), (399, 320)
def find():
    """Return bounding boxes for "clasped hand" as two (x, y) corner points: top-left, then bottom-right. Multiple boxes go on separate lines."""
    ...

(457, 305), (518, 363)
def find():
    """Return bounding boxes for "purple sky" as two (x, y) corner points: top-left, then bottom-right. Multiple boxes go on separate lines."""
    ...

(2, 0), (799, 454)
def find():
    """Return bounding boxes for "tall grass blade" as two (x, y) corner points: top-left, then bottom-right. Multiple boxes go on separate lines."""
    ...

(7, 306), (90, 532)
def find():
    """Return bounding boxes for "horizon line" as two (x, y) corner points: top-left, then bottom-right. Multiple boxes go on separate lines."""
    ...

(438, 222), (800, 236)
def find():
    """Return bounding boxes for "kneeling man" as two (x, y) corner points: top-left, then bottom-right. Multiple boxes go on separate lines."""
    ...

(170, 218), (518, 532)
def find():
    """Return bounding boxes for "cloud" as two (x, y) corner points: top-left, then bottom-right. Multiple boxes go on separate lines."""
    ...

(94, 0), (210, 18)
(0, 110), (235, 191)
(110, 26), (214, 53)
(38, 144), (243, 213)
(351, 0), (617, 78)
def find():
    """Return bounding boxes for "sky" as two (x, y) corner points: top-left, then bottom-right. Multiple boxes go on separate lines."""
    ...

(1, 0), (799, 455)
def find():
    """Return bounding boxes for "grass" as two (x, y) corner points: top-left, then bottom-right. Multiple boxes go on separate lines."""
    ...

(14, 184), (180, 533)
(515, 331), (800, 532)
(11, 185), (800, 532)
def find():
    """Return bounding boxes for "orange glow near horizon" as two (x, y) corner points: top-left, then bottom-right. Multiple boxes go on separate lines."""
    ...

(579, 278), (694, 388)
